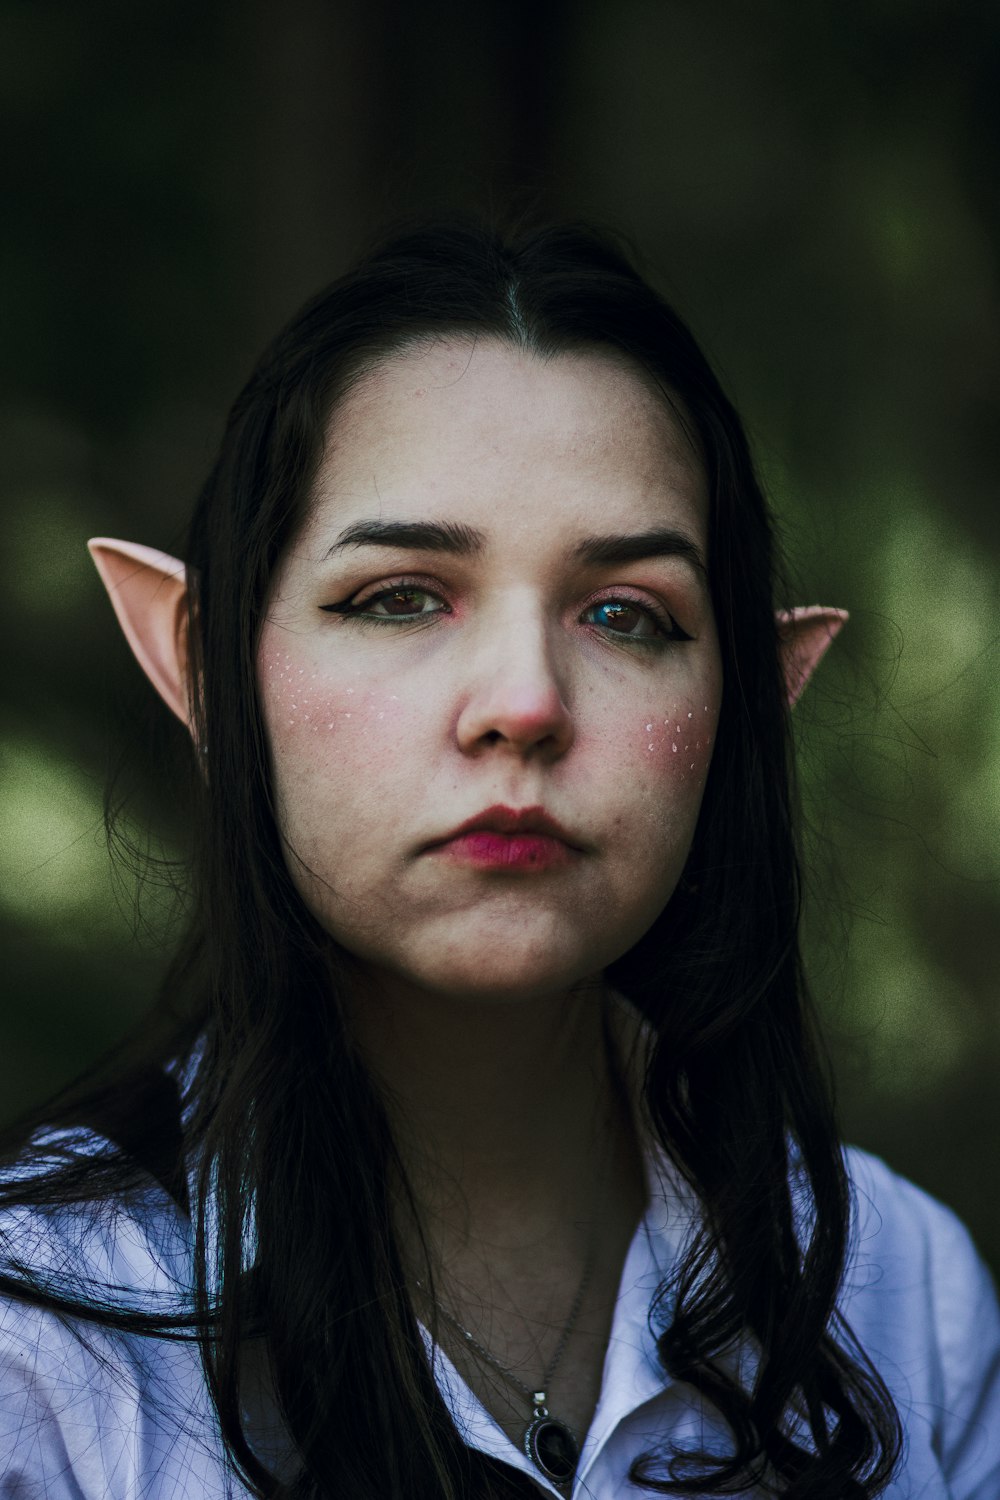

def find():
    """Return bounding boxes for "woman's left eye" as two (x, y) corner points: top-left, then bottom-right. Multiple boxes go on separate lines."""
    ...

(583, 598), (690, 643)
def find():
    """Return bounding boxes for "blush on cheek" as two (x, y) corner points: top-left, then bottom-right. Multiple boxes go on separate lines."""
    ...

(259, 649), (412, 775)
(260, 649), (322, 731)
(639, 700), (717, 785)
(259, 648), (364, 738)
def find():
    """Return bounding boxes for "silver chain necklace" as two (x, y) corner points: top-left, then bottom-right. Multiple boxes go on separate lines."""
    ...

(421, 1215), (600, 1489)
(413, 1004), (624, 1490)
(415, 1127), (611, 1492)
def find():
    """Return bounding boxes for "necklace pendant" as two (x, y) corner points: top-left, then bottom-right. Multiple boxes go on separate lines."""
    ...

(523, 1391), (580, 1489)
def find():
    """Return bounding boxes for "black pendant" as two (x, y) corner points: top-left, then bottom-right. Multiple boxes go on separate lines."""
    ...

(523, 1412), (580, 1487)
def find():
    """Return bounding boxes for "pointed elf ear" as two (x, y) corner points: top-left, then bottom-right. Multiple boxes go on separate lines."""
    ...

(776, 605), (848, 707)
(88, 538), (193, 730)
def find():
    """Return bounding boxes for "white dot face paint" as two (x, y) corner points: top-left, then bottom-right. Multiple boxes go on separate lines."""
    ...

(257, 339), (722, 1005)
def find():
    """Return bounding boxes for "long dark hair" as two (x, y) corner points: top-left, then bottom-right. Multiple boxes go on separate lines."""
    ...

(0, 218), (902, 1498)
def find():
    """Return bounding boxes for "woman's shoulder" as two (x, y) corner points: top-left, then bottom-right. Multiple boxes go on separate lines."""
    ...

(839, 1144), (1000, 1492)
(0, 1124), (193, 1300)
(842, 1143), (995, 1290)
(0, 1128), (227, 1499)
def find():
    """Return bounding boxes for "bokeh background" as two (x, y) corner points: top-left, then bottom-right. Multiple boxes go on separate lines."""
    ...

(2, 1), (999, 1273)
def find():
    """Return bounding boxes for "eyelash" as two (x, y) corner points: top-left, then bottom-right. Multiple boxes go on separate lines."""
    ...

(320, 578), (692, 646)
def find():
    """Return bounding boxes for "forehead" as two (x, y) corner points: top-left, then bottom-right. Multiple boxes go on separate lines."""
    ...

(300, 338), (708, 552)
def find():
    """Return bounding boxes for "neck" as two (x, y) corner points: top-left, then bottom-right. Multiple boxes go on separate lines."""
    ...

(344, 969), (642, 1260)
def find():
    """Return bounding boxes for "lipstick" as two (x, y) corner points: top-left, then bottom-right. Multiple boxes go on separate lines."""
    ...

(424, 804), (581, 871)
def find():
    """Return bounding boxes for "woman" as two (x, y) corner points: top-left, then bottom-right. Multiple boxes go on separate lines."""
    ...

(1, 219), (998, 1499)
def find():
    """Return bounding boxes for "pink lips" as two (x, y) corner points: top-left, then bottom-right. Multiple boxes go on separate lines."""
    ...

(425, 805), (580, 871)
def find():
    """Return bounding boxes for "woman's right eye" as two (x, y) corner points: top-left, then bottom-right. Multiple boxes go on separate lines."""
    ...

(320, 584), (448, 626)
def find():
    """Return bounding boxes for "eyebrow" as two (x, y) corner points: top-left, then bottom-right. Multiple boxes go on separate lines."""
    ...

(324, 519), (707, 577)
(573, 527), (707, 576)
(326, 520), (483, 559)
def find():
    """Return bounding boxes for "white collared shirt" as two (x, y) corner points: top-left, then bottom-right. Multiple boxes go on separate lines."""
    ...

(2, 1122), (999, 1498)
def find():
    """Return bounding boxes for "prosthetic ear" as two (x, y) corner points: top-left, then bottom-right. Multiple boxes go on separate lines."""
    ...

(87, 538), (193, 730)
(776, 605), (848, 707)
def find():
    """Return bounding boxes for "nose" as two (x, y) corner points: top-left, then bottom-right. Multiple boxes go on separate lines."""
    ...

(454, 601), (574, 760)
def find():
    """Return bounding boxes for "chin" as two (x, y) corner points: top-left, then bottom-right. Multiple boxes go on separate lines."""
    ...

(331, 914), (641, 1007)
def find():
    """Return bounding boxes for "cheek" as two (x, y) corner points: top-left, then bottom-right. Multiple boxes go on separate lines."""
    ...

(590, 689), (720, 942)
(632, 696), (718, 794)
(257, 647), (418, 813)
(259, 647), (359, 739)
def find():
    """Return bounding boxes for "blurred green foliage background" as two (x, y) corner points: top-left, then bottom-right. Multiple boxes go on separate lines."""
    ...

(2, 1), (998, 1272)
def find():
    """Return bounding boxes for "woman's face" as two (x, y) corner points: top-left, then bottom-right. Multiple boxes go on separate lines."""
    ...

(257, 339), (722, 1004)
